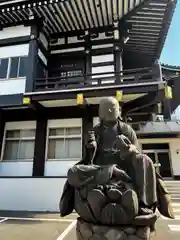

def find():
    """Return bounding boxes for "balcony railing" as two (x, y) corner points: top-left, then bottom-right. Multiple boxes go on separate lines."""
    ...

(35, 67), (161, 91)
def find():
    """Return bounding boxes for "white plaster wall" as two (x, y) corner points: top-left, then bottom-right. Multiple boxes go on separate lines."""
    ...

(0, 44), (29, 95)
(92, 65), (114, 75)
(0, 78), (26, 95)
(0, 162), (33, 176)
(0, 178), (66, 212)
(91, 52), (115, 84)
(51, 47), (84, 54)
(169, 140), (180, 176)
(0, 25), (30, 39)
(44, 160), (78, 176)
(171, 105), (180, 120)
(0, 44), (29, 58)
(92, 44), (113, 49)
(92, 54), (114, 64)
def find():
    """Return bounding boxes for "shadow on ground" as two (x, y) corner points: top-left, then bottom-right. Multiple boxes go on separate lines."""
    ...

(0, 211), (58, 218)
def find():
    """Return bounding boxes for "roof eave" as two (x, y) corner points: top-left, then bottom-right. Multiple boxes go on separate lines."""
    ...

(156, 0), (177, 59)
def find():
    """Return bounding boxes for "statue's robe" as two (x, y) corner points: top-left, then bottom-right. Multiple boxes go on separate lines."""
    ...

(85, 120), (157, 208)
(60, 120), (174, 220)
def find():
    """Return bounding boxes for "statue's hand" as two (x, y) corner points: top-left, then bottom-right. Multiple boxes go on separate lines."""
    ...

(86, 130), (97, 149)
(112, 166), (131, 182)
(113, 135), (139, 159)
(129, 144), (139, 154)
(86, 140), (97, 149)
(113, 135), (131, 152)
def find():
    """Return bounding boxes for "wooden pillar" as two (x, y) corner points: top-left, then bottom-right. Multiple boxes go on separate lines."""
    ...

(163, 99), (171, 120)
(25, 21), (41, 92)
(32, 112), (47, 177)
(113, 21), (125, 83)
(0, 111), (5, 160)
(84, 31), (92, 82)
(82, 106), (93, 157)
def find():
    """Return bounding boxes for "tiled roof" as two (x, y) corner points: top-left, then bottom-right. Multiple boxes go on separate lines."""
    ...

(161, 64), (180, 72)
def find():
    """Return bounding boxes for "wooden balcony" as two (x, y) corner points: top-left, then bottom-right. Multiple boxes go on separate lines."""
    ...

(35, 67), (162, 92)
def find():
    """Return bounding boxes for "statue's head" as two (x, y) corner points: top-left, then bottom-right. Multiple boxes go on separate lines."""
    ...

(99, 97), (121, 123)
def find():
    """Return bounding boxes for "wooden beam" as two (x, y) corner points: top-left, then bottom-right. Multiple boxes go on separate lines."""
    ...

(123, 89), (165, 115)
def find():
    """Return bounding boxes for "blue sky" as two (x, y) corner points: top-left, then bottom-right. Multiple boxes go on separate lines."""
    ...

(160, 1), (180, 66)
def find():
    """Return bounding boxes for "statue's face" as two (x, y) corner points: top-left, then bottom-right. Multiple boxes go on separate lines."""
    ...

(99, 97), (120, 122)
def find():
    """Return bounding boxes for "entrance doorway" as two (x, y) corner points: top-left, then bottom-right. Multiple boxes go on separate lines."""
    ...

(143, 150), (172, 178)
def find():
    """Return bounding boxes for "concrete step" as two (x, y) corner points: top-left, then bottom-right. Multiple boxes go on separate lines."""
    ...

(164, 181), (180, 184)
(160, 202), (180, 220)
(167, 186), (180, 188)
(169, 195), (180, 198)
(164, 181), (180, 200)
(166, 188), (180, 191)
(165, 183), (180, 185)
(167, 189), (180, 192)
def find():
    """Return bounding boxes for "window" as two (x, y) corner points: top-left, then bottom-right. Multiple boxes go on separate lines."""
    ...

(60, 70), (83, 80)
(0, 58), (8, 79)
(145, 152), (156, 163)
(47, 126), (82, 160)
(0, 56), (27, 79)
(9, 57), (19, 78)
(18, 56), (27, 77)
(142, 143), (169, 150)
(2, 129), (36, 161)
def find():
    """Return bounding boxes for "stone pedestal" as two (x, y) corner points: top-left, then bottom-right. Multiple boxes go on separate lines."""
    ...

(76, 218), (154, 240)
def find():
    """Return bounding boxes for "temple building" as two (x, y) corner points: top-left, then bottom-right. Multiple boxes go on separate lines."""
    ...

(0, 0), (178, 212)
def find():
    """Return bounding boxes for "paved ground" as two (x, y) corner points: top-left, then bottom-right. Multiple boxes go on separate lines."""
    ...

(0, 209), (180, 240)
(0, 211), (77, 240)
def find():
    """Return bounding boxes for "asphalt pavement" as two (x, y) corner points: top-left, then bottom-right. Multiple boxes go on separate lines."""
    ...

(0, 209), (180, 240)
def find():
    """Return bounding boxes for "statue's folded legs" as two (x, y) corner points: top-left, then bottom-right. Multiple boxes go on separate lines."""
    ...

(68, 161), (157, 240)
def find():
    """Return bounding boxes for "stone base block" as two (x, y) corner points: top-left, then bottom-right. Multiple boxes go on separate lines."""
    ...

(76, 218), (154, 240)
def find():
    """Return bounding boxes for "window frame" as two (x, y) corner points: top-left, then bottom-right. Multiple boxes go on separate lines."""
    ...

(0, 56), (27, 80)
(0, 58), (9, 79)
(0, 121), (36, 162)
(8, 57), (20, 79)
(45, 119), (82, 161)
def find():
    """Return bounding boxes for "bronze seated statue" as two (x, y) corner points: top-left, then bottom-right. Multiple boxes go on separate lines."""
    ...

(60, 97), (174, 240)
